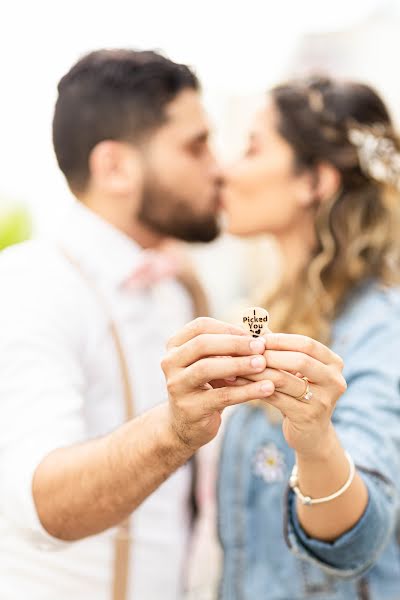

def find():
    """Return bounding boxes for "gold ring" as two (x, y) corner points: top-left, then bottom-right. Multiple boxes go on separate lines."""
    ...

(294, 376), (313, 402)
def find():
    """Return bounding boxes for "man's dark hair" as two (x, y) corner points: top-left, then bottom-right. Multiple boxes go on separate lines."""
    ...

(52, 49), (199, 193)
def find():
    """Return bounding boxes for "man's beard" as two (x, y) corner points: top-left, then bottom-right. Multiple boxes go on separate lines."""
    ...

(136, 174), (221, 243)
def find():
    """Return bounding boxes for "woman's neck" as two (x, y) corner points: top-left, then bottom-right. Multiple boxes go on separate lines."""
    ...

(276, 221), (316, 287)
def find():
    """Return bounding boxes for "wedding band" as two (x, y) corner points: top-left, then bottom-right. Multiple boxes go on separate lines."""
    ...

(294, 376), (313, 402)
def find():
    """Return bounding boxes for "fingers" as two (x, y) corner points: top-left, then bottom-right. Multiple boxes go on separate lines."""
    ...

(166, 334), (266, 369)
(166, 317), (248, 350)
(263, 349), (329, 383)
(232, 368), (309, 398)
(208, 379), (275, 411)
(169, 354), (268, 393)
(263, 333), (343, 368)
(185, 354), (268, 389)
(261, 390), (309, 419)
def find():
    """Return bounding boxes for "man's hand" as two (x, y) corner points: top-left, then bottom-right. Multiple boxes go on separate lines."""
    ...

(29, 317), (272, 542)
(161, 317), (275, 451)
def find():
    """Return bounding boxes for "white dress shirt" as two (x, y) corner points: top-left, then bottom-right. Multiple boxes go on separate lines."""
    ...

(0, 201), (194, 600)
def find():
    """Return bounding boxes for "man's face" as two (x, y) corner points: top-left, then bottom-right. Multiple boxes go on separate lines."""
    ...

(136, 89), (223, 243)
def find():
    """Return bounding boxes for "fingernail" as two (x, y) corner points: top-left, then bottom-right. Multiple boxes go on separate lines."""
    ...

(260, 381), (274, 395)
(249, 338), (265, 353)
(250, 355), (265, 369)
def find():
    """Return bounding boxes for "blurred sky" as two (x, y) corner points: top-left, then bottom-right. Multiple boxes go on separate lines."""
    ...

(0, 0), (399, 235)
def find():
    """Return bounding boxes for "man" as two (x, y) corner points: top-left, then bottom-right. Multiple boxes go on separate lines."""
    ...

(0, 49), (271, 599)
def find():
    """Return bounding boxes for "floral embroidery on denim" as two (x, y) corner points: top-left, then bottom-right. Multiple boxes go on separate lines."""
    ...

(253, 442), (286, 483)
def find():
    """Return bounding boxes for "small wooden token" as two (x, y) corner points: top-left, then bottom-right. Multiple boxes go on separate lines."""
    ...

(242, 306), (270, 338)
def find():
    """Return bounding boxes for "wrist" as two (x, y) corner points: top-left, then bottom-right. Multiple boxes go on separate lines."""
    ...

(156, 404), (195, 461)
(295, 422), (339, 464)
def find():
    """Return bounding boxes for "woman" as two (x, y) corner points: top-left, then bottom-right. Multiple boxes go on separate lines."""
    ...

(217, 77), (400, 599)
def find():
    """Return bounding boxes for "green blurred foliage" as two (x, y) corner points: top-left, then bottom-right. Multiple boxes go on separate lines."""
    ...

(0, 200), (32, 251)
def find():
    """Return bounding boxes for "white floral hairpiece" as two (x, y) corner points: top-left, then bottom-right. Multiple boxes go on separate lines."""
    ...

(348, 123), (400, 189)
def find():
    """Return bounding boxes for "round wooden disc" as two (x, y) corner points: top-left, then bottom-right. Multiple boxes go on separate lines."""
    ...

(242, 306), (270, 338)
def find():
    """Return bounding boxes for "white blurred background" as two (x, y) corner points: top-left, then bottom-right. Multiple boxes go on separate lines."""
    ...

(1, 0), (400, 315)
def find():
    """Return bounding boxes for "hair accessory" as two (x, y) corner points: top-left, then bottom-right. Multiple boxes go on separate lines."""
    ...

(348, 123), (400, 189)
(308, 89), (324, 113)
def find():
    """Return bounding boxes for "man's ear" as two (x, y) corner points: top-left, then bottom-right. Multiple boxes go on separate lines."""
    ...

(313, 162), (342, 204)
(88, 140), (142, 195)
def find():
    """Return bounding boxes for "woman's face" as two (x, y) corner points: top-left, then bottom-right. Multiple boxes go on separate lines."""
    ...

(222, 100), (311, 237)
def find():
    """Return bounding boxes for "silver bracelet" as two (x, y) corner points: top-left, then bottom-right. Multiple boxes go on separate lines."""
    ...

(289, 450), (355, 506)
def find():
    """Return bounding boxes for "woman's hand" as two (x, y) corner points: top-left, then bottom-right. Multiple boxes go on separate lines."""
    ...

(235, 333), (347, 458)
(232, 331), (369, 543)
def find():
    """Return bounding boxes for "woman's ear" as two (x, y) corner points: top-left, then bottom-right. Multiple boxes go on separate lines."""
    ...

(314, 162), (342, 204)
(294, 162), (341, 210)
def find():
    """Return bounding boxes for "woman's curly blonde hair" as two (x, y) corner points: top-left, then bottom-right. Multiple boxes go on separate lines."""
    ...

(260, 77), (400, 345)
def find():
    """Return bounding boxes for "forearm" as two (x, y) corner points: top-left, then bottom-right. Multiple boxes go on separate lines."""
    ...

(295, 425), (369, 541)
(32, 403), (193, 541)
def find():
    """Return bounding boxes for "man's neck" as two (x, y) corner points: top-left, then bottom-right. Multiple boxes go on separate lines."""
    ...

(122, 220), (165, 250)
(78, 197), (164, 250)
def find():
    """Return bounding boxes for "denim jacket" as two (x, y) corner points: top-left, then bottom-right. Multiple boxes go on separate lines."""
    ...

(218, 281), (400, 599)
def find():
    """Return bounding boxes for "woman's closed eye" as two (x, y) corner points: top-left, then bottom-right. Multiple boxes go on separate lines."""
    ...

(245, 145), (257, 157)
(244, 133), (261, 157)
(245, 140), (264, 158)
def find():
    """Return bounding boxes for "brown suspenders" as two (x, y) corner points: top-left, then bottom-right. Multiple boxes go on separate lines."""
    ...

(59, 246), (206, 600)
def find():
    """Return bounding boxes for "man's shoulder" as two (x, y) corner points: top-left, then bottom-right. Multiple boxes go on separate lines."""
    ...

(0, 239), (87, 315)
(0, 239), (65, 275)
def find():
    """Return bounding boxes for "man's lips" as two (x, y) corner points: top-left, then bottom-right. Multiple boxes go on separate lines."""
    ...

(214, 191), (226, 211)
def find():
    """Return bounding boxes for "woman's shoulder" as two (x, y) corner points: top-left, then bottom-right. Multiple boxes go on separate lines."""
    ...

(332, 279), (400, 357)
(342, 279), (400, 318)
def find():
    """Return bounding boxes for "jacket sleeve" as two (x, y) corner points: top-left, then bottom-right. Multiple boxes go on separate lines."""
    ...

(284, 296), (400, 578)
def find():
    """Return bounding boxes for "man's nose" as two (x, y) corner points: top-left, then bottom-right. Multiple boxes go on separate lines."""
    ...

(214, 173), (226, 191)
(210, 162), (226, 188)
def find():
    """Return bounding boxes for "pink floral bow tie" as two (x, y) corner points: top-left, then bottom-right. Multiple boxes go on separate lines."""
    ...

(122, 250), (181, 290)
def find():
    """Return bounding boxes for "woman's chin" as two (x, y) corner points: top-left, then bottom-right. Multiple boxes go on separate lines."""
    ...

(228, 223), (271, 239)
(226, 223), (254, 238)
(220, 210), (260, 238)
(222, 216), (242, 237)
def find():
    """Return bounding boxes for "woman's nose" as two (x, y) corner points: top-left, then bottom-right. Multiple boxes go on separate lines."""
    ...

(217, 163), (235, 184)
